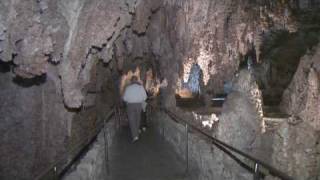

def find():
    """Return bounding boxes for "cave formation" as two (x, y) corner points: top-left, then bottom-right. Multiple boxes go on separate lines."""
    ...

(0, 0), (320, 180)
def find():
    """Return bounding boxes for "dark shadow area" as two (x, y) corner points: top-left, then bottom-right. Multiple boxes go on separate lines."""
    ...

(13, 74), (47, 87)
(0, 60), (13, 73)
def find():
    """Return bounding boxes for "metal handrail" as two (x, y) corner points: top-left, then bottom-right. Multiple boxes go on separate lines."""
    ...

(35, 108), (116, 180)
(161, 108), (294, 180)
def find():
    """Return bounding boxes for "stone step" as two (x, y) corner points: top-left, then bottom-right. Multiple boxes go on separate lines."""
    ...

(263, 117), (287, 123)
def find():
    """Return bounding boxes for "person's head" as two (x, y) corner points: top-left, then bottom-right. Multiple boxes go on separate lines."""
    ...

(131, 76), (138, 83)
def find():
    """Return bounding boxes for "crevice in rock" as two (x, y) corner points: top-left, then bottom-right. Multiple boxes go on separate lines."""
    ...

(12, 74), (47, 87)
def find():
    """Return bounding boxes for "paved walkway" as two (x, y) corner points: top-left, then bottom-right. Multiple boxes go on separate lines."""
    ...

(108, 126), (194, 180)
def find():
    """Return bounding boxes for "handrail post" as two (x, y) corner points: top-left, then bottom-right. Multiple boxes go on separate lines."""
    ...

(54, 166), (57, 180)
(253, 163), (260, 180)
(103, 117), (110, 175)
(117, 107), (121, 129)
(185, 123), (189, 174)
(161, 118), (165, 138)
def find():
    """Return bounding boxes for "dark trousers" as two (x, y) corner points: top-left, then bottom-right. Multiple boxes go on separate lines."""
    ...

(126, 103), (142, 138)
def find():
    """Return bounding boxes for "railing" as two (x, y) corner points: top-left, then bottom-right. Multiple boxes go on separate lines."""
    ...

(35, 108), (117, 180)
(160, 107), (294, 180)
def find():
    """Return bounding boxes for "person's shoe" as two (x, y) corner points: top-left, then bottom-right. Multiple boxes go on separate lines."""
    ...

(138, 129), (142, 134)
(132, 136), (139, 143)
(142, 127), (147, 132)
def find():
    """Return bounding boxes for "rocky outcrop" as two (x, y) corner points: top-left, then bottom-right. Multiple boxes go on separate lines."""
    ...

(281, 45), (320, 130)
(268, 45), (320, 179)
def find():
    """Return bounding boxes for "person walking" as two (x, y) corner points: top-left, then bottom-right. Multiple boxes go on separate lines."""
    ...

(122, 76), (147, 142)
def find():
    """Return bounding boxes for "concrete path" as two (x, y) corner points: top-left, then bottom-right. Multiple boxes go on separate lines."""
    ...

(108, 125), (194, 180)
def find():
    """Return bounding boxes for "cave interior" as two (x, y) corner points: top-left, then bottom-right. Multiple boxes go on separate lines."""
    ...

(0, 0), (320, 180)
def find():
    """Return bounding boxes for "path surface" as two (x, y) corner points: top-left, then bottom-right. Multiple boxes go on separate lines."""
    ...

(108, 126), (195, 180)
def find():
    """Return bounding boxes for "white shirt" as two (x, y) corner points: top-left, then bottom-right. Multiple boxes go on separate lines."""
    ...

(123, 83), (147, 103)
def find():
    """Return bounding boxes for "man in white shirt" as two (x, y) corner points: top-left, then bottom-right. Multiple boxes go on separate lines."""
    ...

(122, 76), (147, 142)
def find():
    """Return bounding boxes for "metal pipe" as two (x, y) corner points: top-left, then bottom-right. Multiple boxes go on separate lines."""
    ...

(185, 124), (189, 173)
(211, 98), (225, 101)
(54, 166), (57, 180)
(162, 124), (165, 138)
(114, 109), (117, 130)
(254, 163), (260, 180)
(117, 107), (121, 129)
(103, 118), (109, 175)
(161, 118), (165, 138)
